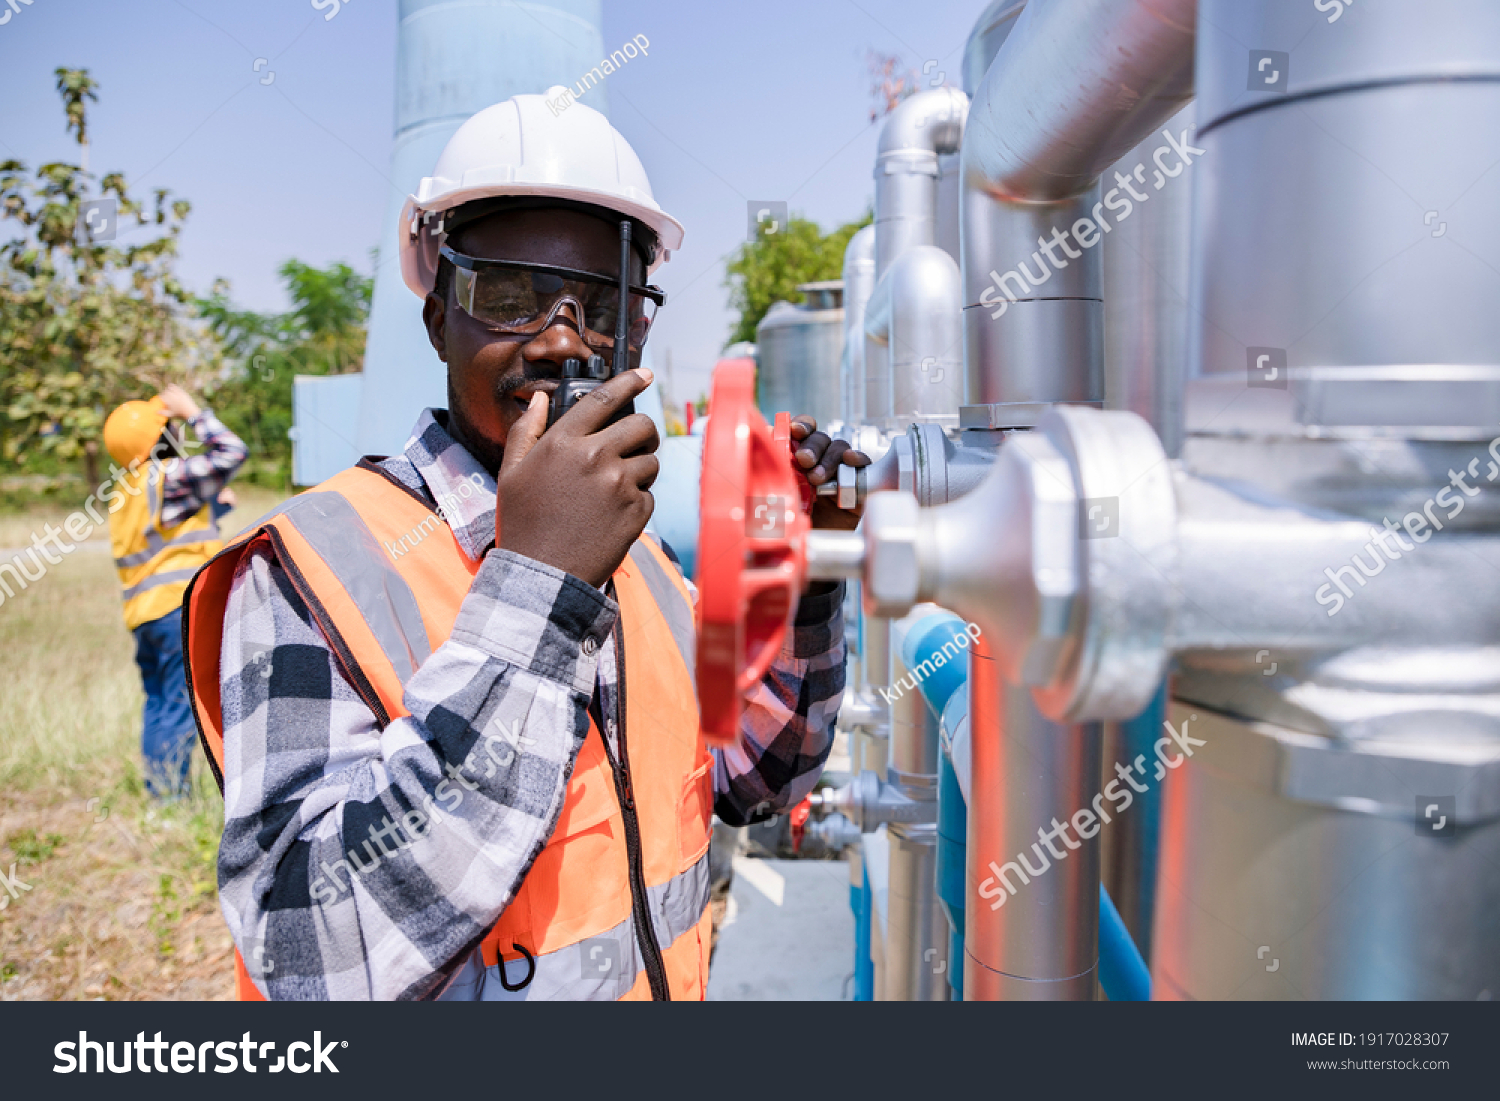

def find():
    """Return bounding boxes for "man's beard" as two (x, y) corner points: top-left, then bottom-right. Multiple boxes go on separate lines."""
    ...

(443, 379), (507, 478)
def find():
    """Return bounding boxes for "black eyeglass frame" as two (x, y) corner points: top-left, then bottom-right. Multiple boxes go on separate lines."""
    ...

(438, 246), (667, 309)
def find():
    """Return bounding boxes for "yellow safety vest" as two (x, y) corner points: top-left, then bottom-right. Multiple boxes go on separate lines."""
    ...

(110, 463), (223, 630)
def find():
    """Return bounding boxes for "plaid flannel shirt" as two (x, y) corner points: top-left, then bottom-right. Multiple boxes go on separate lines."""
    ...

(159, 408), (247, 528)
(215, 409), (845, 1000)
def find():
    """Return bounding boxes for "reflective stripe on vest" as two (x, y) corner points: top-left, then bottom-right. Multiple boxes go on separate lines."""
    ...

(247, 491), (432, 682)
(627, 542), (697, 691)
(111, 463), (223, 630)
(184, 464), (709, 1001)
(439, 851), (710, 1000)
(121, 567), (202, 602)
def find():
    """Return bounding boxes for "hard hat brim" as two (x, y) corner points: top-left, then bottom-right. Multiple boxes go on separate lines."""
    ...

(400, 185), (685, 299)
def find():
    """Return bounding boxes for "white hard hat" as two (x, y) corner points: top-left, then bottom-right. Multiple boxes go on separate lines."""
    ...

(400, 88), (686, 297)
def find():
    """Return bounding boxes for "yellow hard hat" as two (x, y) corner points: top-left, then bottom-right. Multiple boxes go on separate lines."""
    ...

(103, 396), (169, 468)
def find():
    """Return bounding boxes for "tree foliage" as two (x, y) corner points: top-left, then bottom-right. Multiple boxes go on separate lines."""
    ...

(0, 68), (209, 486)
(197, 259), (372, 489)
(723, 212), (872, 347)
(0, 69), (373, 497)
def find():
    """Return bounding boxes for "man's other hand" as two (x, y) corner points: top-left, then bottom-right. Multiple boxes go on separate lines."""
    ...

(497, 367), (660, 588)
(789, 416), (868, 532)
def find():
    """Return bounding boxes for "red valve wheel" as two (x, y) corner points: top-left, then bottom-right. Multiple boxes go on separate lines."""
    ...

(696, 359), (810, 744)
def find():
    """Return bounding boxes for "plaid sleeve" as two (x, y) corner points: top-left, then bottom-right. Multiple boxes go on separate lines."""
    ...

(712, 581), (846, 825)
(160, 408), (248, 527)
(217, 542), (615, 1001)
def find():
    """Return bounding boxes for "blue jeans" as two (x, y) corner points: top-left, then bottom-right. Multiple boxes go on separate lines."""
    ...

(133, 606), (196, 798)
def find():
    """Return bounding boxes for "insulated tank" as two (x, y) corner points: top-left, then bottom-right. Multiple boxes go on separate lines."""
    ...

(756, 281), (845, 427)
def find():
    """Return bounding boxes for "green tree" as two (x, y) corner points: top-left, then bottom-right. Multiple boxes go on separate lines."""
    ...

(197, 259), (372, 488)
(0, 68), (208, 486)
(722, 211), (872, 347)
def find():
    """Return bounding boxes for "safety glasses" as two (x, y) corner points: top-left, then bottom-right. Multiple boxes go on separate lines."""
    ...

(440, 246), (665, 352)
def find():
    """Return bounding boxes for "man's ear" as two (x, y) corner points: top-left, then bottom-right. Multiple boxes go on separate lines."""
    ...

(422, 292), (448, 362)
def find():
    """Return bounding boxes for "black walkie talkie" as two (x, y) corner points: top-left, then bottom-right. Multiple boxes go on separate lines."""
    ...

(546, 219), (638, 430)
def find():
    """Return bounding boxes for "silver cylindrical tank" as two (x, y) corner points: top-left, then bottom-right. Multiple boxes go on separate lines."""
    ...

(1154, 0), (1500, 1002)
(1103, 102), (1195, 458)
(755, 282), (844, 427)
(1187, 0), (1500, 436)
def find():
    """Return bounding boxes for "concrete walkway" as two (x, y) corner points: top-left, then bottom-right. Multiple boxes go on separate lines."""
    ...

(706, 855), (854, 1001)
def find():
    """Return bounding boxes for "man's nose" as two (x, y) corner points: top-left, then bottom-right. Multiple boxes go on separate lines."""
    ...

(523, 301), (593, 367)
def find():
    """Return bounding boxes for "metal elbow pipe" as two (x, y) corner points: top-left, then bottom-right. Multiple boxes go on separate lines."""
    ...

(865, 246), (966, 425)
(960, 0), (1195, 416)
(875, 87), (969, 279)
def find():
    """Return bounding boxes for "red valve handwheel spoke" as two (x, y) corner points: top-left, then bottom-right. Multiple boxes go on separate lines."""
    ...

(695, 359), (810, 744)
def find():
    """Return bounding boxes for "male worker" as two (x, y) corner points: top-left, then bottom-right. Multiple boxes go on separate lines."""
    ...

(183, 91), (866, 1000)
(103, 383), (246, 797)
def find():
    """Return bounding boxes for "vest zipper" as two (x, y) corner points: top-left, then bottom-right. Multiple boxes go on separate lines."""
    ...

(601, 609), (671, 1001)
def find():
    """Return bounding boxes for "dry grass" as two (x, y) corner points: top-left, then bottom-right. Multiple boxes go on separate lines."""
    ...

(0, 486), (286, 1000)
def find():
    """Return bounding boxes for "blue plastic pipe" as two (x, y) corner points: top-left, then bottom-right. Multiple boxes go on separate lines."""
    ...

(902, 612), (1152, 1001)
(901, 613), (973, 1000)
(1098, 880), (1152, 1001)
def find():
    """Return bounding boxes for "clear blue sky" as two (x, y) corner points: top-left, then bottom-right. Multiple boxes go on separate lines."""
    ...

(0, 0), (984, 404)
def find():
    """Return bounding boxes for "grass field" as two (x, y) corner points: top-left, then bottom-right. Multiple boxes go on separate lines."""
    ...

(0, 485), (286, 1000)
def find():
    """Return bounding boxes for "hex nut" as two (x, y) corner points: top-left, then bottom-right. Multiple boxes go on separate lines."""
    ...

(863, 491), (921, 617)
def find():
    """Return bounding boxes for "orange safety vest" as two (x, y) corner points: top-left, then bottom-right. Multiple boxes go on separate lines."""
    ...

(183, 463), (713, 1001)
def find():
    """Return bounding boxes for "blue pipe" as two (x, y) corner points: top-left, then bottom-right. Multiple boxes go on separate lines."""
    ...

(902, 612), (1152, 1001)
(853, 863), (874, 1001)
(1113, 683), (1166, 964)
(936, 743), (966, 999)
(1098, 879), (1152, 1001)
(901, 613), (972, 1000)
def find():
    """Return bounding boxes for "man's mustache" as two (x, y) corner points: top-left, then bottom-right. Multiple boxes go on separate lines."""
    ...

(495, 365), (563, 399)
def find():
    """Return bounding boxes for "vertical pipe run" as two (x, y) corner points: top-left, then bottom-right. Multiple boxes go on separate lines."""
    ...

(964, 634), (1101, 1000)
(841, 226), (878, 426)
(884, 612), (948, 1000)
(957, 0), (1195, 1001)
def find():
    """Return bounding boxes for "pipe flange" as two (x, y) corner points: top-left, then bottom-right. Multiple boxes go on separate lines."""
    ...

(1033, 406), (1177, 722)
